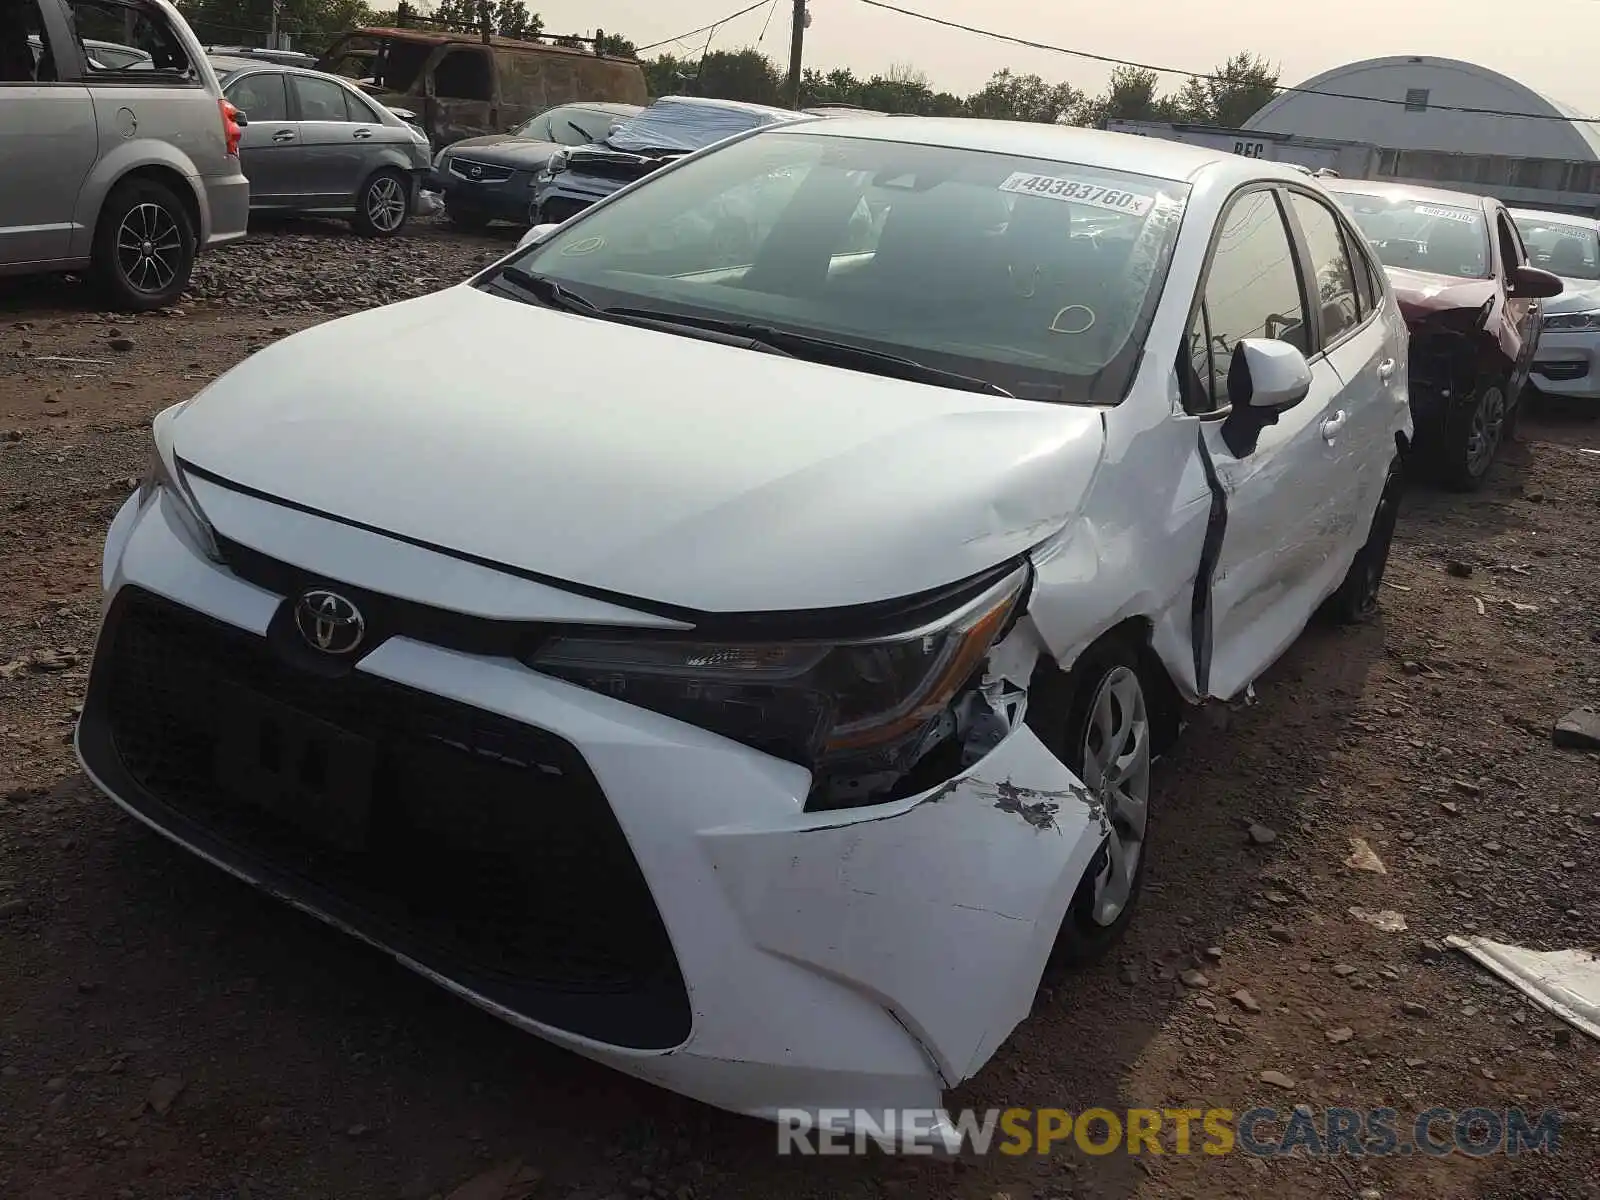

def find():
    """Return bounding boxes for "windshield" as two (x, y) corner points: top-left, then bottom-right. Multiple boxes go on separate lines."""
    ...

(1513, 215), (1600, 281)
(322, 35), (429, 93)
(604, 99), (774, 154)
(504, 130), (1190, 404)
(1327, 189), (1490, 279)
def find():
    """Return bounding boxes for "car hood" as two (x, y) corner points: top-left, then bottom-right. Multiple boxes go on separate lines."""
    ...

(1383, 266), (1498, 325)
(1540, 278), (1600, 315)
(169, 286), (1107, 615)
(444, 135), (562, 168)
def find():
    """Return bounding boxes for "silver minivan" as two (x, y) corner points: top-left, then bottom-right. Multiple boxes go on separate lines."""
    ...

(0, 0), (249, 309)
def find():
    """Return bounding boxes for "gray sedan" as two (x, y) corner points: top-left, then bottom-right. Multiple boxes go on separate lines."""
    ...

(215, 57), (431, 236)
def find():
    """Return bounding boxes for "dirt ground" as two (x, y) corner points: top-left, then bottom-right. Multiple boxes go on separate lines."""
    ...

(1, 221), (1598, 1200)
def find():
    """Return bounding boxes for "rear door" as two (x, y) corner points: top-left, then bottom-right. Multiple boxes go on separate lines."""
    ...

(1186, 185), (1353, 700)
(224, 69), (301, 207)
(1281, 187), (1401, 555)
(0, 0), (97, 267)
(288, 71), (367, 204)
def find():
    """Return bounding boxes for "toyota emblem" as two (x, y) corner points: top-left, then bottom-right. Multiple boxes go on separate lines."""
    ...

(294, 589), (366, 656)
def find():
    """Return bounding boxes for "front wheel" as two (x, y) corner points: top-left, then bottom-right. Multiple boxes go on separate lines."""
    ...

(1436, 376), (1507, 491)
(352, 169), (411, 238)
(92, 178), (196, 311)
(1037, 638), (1155, 966)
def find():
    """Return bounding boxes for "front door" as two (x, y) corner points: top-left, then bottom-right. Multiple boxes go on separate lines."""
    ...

(0, 0), (97, 267)
(1185, 186), (1354, 700)
(1493, 207), (1541, 403)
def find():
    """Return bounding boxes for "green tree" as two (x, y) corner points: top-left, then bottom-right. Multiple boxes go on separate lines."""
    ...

(692, 48), (783, 104)
(492, 0), (539, 39)
(964, 68), (1082, 124)
(594, 31), (635, 56)
(1082, 65), (1177, 125)
(1200, 51), (1279, 126)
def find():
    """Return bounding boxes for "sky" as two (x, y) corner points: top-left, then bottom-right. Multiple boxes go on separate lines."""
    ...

(528, 0), (1600, 116)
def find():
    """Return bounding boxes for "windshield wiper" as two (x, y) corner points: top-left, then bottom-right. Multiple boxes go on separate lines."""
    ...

(603, 308), (1013, 397)
(495, 266), (600, 314)
(566, 120), (594, 141)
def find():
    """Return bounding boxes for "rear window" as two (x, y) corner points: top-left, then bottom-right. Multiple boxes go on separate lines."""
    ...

(1513, 215), (1600, 281)
(1327, 188), (1490, 279)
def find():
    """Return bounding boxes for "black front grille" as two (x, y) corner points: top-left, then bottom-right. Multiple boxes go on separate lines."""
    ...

(83, 587), (691, 1050)
(1534, 360), (1588, 381)
(538, 196), (593, 225)
(450, 157), (515, 184)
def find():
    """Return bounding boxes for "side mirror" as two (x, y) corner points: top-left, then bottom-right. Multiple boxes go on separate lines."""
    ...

(516, 222), (560, 250)
(1509, 263), (1564, 300)
(1222, 338), (1312, 457)
(234, 109), (249, 128)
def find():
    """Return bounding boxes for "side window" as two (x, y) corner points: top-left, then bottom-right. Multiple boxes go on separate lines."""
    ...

(1286, 191), (1360, 345)
(225, 73), (288, 123)
(66, 0), (190, 75)
(292, 74), (352, 123)
(433, 48), (491, 101)
(1184, 189), (1308, 415)
(345, 87), (382, 123)
(1, 0), (48, 83)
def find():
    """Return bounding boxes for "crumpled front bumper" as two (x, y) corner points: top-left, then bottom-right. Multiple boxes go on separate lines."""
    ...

(78, 489), (1107, 1128)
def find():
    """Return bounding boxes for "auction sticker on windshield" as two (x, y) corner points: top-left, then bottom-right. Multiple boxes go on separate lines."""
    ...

(999, 172), (1155, 217)
(1414, 204), (1478, 223)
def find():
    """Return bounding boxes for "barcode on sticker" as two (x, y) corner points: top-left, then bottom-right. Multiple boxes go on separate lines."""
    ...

(1413, 204), (1477, 223)
(999, 172), (1154, 216)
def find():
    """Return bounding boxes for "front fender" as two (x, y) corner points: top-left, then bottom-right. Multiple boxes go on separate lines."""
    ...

(70, 138), (206, 257)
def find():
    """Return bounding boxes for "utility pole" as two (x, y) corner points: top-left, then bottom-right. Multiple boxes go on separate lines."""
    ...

(267, 0), (279, 49)
(784, 0), (804, 109)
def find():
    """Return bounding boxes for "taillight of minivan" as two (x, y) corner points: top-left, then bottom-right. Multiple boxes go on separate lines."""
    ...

(218, 99), (242, 156)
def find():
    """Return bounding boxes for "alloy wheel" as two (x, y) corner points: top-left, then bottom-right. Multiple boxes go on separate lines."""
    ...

(1465, 385), (1506, 477)
(366, 177), (407, 233)
(115, 203), (183, 296)
(1078, 666), (1151, 926)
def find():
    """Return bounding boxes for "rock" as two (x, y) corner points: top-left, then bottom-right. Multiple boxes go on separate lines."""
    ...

(345, 1123), (371, 1139)
(1326, 1026), (1354, 1043)
(108, 336), (135, 352)
(1267, 923), (1295, 944)
(45, 1076), (67, 1091)
(1344, 837), (1387, 874)
(1179, 968), (1209, 988)
(1204, 945), (1224, 962)
(1119, 963), (1139, 985)
(1247, 823), (1277, 845)
(1358, 1189), (1383, 1200)
(145, 1076), (184, 1115)
(445, 1159), (527, 1200)
(1259, 1069), (1296, 1089)
(1194, 996), (1215, 1010)
(1439, 801), (1460, 815)
(1332, 963), (1358, 977)
(1452, 779), (1482, 797)
(1230, 989), (1262, 1014)
(0, 899), (31, 919)
(1400, 1001), (1430, 1018)
(1554, 708), (1600, 751)
(1446, 560), (1473, 578)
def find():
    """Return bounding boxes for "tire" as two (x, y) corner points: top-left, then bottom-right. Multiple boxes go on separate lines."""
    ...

(447, 206), (491, 232)
(352, 169), (411, 238)
(1435, 374), (1508, 491)
(92, 177), (196, 312)
(1322, 456), (1404, 625)
(1031, 635), (1155, 967)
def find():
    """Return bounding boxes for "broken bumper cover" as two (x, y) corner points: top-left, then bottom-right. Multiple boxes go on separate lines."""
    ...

(78, 492), (1107, 1128)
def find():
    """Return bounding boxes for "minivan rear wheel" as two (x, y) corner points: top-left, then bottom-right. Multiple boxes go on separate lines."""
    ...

(93, 178), (196, 312)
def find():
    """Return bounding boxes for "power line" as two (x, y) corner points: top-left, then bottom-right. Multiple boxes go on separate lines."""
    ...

(634, 0), (770, 53)
(756, 0), (781, 44)
(857, 0), (1600, 124)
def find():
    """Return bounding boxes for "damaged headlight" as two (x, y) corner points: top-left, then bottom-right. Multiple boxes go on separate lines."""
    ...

(137, 406), (222, 563)
(1543, 309), (1600, 331)
(539, 150), (569, 182)
(528, 566), (1028, 793)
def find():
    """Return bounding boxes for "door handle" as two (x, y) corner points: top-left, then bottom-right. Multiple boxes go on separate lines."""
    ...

(272, 129), (295, 143)
(1377, 358), (1396, 381)
(353, 127), (373, 139)
(1321, 410), (1348, 441)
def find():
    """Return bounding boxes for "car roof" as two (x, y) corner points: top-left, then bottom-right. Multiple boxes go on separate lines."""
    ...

(764, 117), (1320, 185)
(1321, 177), (1491, 212)
(1509, 207), (1600, 230)
(552, 101), (642, 116)
(211, 58), (384, 94)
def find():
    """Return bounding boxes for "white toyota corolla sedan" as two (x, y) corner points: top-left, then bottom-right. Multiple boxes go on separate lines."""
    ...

(78, 118), (1410, 1134)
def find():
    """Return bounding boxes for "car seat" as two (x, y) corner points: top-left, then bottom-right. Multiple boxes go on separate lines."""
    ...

(1548, 235), (1591, 278)
(1421, 218), (1486, 277)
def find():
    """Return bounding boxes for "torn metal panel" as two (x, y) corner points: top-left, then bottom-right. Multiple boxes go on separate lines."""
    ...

(703, 727), (1106, 1087)
(1447, 935), (1600, 1042)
